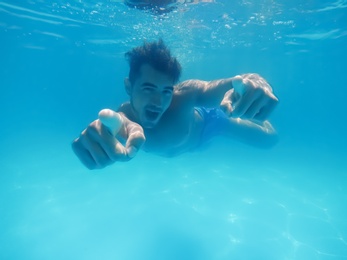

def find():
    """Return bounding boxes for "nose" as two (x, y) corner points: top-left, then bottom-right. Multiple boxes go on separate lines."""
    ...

(150, 92), (162, 107)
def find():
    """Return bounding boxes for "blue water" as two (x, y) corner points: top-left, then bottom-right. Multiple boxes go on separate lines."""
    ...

(1, 0), (347, 259)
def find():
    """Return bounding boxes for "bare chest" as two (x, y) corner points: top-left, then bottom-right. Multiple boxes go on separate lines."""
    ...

(143, 110), (203, 156)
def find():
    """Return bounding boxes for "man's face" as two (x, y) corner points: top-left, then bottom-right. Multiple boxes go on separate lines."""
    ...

(127, 64), (175, 129)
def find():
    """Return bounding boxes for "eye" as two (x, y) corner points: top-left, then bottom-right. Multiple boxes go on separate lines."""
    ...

(163, 87), (173, 95)
(163, 89), (173, 95)
(142, 87), (154, 93)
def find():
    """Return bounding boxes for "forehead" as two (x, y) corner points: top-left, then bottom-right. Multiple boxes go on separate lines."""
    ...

(136, 64), (174, 86)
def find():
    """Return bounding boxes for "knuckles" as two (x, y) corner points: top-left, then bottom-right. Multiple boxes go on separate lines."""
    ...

(83, 120), (103, 138)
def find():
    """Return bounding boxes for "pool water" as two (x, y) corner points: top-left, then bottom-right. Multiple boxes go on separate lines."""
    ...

(1, 1), (347, 259)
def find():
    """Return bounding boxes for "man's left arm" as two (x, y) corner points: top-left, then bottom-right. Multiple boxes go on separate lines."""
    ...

(177, 73), (278, 123)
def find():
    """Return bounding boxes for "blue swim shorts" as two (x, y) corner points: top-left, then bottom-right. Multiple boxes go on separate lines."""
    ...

(195, 107), (230, 147)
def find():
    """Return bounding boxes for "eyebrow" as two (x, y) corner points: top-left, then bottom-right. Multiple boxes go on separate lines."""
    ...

(142, 82), (174, 90)
(142, 82), (157, 88)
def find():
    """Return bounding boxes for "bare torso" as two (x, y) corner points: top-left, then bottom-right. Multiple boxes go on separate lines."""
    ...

(143, 108), (204, 156)
(118, 90), (205, 157)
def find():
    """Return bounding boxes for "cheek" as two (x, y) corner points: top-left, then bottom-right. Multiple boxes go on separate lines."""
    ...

(163, 95), (173, 108)
(131, 93), (148, 110)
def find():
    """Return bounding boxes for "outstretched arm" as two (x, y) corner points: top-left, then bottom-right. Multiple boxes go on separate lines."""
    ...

(175, 77), (233, 107)
(176, 73), (279, 148)
(72, 109), (145, 170)
(176, 73), (278, 123)
(224, 117), (278, 149)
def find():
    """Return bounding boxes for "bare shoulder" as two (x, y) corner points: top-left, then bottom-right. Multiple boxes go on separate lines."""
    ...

(174, 79), (207, 94)
(117, 102), (136, 121)
(173, 79), (208, 107)
(171, 80), (206, 111)
(117, 102), (131, 113)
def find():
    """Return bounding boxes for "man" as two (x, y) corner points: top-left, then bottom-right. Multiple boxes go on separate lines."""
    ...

(72, 39), (278, 170)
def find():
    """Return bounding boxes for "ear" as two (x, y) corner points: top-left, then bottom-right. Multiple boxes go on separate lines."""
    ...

(124, 77), (132, 95)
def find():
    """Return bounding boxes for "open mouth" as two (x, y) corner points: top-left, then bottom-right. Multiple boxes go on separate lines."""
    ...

(145, 109), (160, 121)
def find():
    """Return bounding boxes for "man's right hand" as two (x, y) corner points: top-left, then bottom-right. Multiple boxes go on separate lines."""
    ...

(71, 109), (145, 170)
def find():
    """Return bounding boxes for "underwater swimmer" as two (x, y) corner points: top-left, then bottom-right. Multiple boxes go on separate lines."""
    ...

(72, 39), (278, 169)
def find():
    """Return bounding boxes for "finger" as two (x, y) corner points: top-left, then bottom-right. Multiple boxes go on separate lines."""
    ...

(79, 129), (114, 168)
(254, 98), (278, 122)
(220, 89), (234, 116)
(71, 139), (98, 170)
(99, 137), (128, 162)
(98, 109), (129, 161)
(243, 97), (268, 119)
(220, 100), (233, 116)
(264, 87), (278, 102)
(244, 73), (274, 91)
(231, 75), (245, 95)
(125, 124), (146, 158)
(90, 122), (128, 162)
(98, 109), (123, 136)
(232, 87), (262, 118)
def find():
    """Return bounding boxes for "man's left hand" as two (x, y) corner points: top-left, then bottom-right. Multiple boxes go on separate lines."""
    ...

(220, 73), (278, 123)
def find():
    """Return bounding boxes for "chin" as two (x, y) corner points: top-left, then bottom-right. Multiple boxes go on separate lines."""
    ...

(142, 120), (158, 129)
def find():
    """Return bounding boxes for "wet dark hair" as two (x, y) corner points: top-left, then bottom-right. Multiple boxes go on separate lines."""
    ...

(125, 39), (182, 85)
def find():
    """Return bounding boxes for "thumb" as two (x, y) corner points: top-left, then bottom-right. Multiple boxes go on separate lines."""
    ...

(220, 89), (234, 117)
(125, 127), (146, 159)
(232, 75), (246, 96)
(98, 109), (123, 136)
(220, 100), (233, 117)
